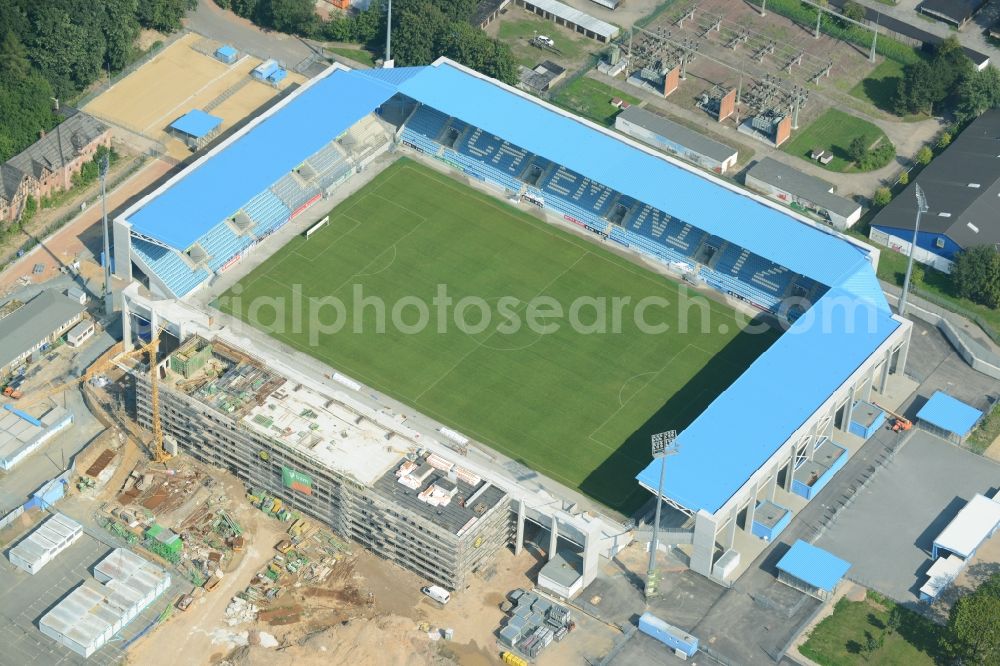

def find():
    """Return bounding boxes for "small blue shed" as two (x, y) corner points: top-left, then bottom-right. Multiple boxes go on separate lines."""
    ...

(917, 391), (984, 444)
(776, 540), (851, 601)
(215, 45), (238, 64)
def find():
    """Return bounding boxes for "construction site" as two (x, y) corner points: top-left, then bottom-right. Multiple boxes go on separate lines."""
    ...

(131, 335), (513, 592)
(0, 324), (615, 665)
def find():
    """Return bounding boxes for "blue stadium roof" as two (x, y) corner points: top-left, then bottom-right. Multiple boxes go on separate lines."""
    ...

(169, 109), (223, 139)
(637, 276), (898, 514)
(777, 540), (851, 592)
(917, 391), (984, 437)
(397, 62), (871, 290)
(126, 68), (397, 250)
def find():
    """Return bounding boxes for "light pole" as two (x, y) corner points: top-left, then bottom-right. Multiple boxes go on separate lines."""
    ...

(898, 183), (928, 317)
(646, 429), (679, 598)
(100, 153), (113, 316)
(384, 0), (392, 66)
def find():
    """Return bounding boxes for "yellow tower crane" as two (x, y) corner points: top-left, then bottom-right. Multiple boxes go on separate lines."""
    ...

(3, 333), (170, 463)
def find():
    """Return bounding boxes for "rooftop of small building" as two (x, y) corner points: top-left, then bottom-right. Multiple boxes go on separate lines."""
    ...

(371, 454), (508, 536)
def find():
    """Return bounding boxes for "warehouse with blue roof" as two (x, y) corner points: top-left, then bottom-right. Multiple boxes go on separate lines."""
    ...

(115, 58), (913, 584)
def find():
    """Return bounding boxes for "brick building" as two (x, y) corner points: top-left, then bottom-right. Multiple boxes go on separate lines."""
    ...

(0, 112), (111, 224)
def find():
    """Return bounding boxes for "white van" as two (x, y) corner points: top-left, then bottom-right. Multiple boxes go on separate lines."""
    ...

(421, 585), (451, 605)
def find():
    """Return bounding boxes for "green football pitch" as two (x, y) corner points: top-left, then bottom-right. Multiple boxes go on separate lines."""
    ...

(217, 159), (777, 513)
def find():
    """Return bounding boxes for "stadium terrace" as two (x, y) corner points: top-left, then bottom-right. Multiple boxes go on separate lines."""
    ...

(116, 58), (912, 584)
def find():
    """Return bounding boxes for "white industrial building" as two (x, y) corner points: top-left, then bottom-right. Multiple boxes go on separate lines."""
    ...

(745, 157), (862, 230)
(615, 106), (739, 174)
(39, 548), (171, 658)
(0, 406), (73, 471)
(8, 513), (83, 574)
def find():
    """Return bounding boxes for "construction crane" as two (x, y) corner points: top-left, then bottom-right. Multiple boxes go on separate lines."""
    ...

(3, 333), (171, 462)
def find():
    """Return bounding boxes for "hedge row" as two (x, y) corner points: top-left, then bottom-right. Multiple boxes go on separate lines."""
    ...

(751, 0), (922, 65)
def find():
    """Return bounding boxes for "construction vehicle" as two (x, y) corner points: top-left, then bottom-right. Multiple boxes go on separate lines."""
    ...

(3, 385), (22, 399)
(501, 652), (528, 666)
(875, 403), (912, 433)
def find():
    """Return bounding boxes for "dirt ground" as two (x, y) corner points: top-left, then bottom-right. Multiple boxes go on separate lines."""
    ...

(125, 471), (290, 666)
(0, 156), (173, 297)
(83, 32), (305, 161)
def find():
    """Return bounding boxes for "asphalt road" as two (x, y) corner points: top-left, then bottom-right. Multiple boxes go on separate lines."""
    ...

(184, 0), (325, 71)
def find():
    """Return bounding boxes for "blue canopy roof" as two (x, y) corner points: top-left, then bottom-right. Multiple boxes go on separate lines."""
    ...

(169, 109), (223, 139)
(777, 540), (851, 592)
(398, 62), (871, 288)
(216, 45), (237, 58)
(918, 391), (983, 436)
(637, 279), (898, 514)
(127, 69), (398, 250)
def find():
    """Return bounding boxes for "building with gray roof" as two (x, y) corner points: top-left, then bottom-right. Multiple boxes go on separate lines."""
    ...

(745, 157), (862, 230)
(0, 112), (110, 223)
(871, 109), (1000, 272)
(516, 0), (619, 42)
(0, 290), (86, 378)
(616, 106), (739, 175)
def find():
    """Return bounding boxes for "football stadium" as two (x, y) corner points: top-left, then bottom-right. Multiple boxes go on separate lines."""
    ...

(115, 59), (912, 587)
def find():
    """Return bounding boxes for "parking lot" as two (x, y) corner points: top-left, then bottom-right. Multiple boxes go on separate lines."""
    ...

(0, 516), (184, 666)
(817, 429), (1000, 605)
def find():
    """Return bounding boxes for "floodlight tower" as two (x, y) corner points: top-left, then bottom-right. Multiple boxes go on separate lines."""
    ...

(384, 0), (393, 67)
(646, 429), (679, 598)
(100, 153), (113, 316)
(898, 184), (928, 317)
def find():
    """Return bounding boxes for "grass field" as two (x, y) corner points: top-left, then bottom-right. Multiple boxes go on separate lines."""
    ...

(217, 159), (776, 512)
(327, 45), (376, 67)
(497, 15), (593, 69)
(551, 77), (641, 127)
(782, 108), (891, 172)
(799, 591), (945, 665)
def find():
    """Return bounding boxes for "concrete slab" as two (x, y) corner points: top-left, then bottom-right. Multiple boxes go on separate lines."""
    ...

(816, 429), (1000, 605)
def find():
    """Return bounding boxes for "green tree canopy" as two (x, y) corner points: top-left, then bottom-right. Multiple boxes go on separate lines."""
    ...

(952, 245), (1000, 308)
(946, 573), (1000, 665)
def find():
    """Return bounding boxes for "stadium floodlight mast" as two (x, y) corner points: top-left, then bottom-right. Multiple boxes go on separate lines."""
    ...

(898, 183), (928, 317)
(383, 0), (393, 67)
(646, 429), (679, 598)
(100, 152), (113, 316)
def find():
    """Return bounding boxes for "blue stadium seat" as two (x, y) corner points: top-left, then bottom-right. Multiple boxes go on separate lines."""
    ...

(131, 237), (210, 298)
(196, 221), (255, 273)
(304, 142), (347, 176)
(271, 173), (320, 211)
(712, 244), (793, 296)
(404, 105), (449, 141)
(243, 190), (292, 237)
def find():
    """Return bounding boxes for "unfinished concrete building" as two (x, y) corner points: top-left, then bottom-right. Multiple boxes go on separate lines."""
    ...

(134, 336), (511, 589)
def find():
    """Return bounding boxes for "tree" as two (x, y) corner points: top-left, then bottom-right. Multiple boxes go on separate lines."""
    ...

(137, 0), (195, 33)
(937, 131), (952, 148)
(102, 0), (140, 71)
(0, 31), (31, 81)
(916, 145), (933, 165)
(956, 66), (1000, 122)
(873, 186), (892, 207)
(894, 37), (973, 116)
(898, 171), (908, 185)
(946, 574), (1000, 664)
(842, 1), (865, 22)
(862, 631), (884, 662)
(847, 136), (868, 164)
(258, 0), (316, 35)
(952, 246), (1000, 308)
